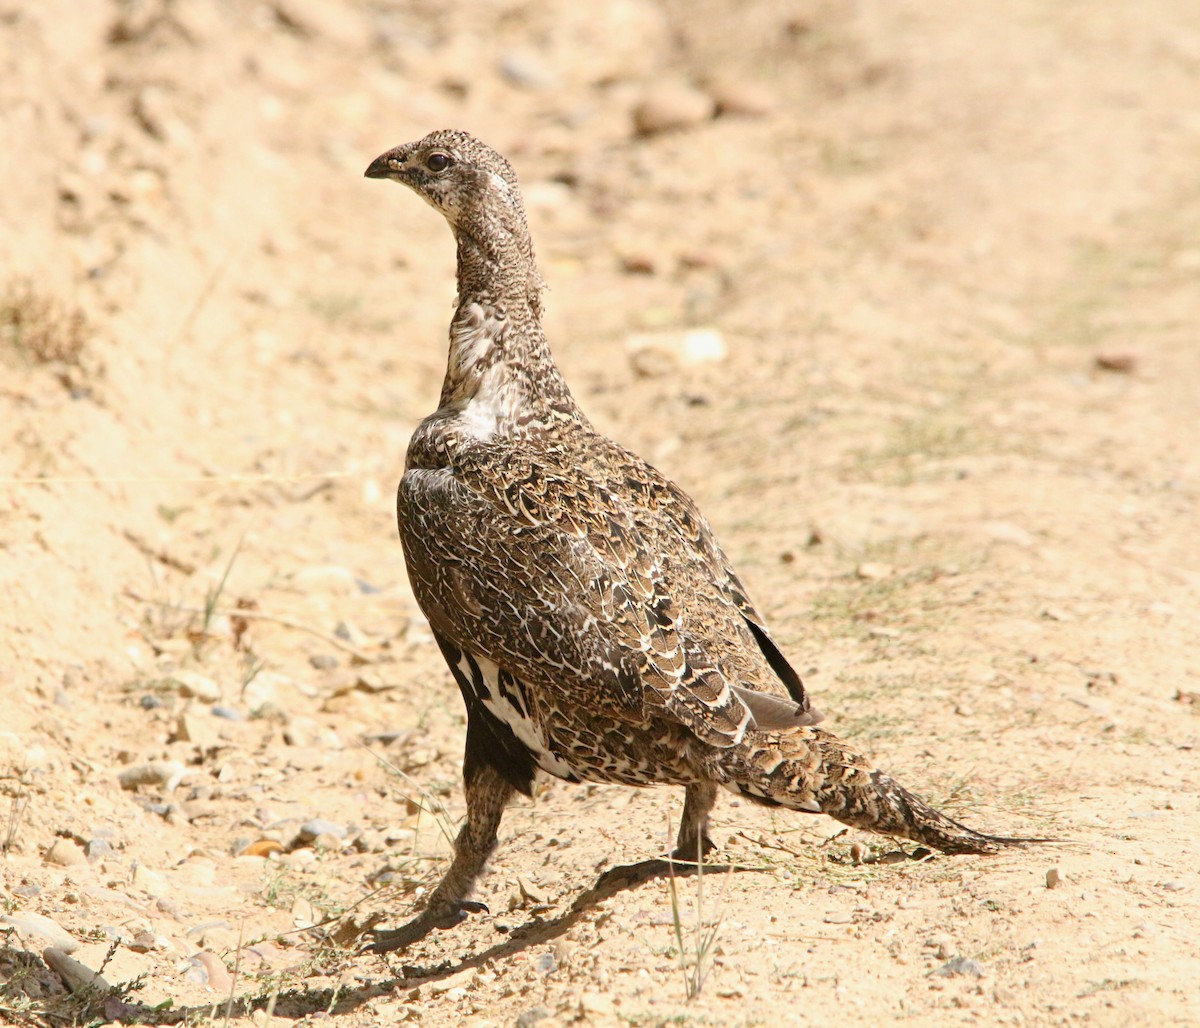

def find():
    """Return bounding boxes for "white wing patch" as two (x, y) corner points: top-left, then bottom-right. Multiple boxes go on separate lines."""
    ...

(470, 653), (577, 780)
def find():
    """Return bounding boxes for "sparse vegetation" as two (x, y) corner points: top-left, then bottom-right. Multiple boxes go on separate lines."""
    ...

(0, 280), (88, 367)
(666, 852), (727, 1001)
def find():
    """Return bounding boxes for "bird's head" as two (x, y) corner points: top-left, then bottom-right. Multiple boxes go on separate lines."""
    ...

(364, 129), (526, 238)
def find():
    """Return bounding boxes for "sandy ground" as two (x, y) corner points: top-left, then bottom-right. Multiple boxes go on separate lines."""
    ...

(2, 1), (1199, 1025)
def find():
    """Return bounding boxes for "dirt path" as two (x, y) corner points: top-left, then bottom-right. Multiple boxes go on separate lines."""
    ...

(2, 1), (1198, 1025)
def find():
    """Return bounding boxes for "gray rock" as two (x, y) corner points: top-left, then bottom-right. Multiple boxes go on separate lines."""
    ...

(933, 956), (985, 978)
(85, 837), (113, 862)
(296, 818), (347, 843)
(117, 760), (188, 791)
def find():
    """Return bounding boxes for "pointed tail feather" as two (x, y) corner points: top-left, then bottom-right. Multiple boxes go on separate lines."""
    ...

(827, 770), (1032, 855)
(720, 727), (1043, 855)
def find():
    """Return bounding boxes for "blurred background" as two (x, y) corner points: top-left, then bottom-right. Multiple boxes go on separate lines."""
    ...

(2, 1), (1198, 1023)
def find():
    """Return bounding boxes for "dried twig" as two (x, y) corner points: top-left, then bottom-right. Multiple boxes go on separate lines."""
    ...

(125, 591), (375, 663)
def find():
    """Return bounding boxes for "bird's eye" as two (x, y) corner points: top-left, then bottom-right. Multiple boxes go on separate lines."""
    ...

(425, 152), (451, 173)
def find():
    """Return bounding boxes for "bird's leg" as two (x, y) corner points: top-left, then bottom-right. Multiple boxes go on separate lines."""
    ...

(369, 760), (515, 954)
(671, 781), (719, 862)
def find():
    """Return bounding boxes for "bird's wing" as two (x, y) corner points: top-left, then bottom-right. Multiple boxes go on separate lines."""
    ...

(399, 447), (805, 748)
(586, 441), (822, 724)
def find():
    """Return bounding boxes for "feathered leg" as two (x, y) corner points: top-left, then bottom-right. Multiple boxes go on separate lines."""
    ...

(369, 757), (515, 954)
(672, 781), (719, 861)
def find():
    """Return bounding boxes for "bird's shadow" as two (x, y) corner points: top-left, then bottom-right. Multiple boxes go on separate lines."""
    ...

(377, 856), (760, 984)
(90, 856), (761, 1023)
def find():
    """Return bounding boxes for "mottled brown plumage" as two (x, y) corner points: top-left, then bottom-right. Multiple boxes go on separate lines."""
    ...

(363, 130), (1028, 954)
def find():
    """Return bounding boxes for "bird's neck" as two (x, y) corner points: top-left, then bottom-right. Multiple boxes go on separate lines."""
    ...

(438, 229), (574, 419)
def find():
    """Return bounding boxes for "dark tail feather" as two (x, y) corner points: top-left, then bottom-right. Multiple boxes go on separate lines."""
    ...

(828, 771), (1042, 855)
(721, 728), (1049, 855)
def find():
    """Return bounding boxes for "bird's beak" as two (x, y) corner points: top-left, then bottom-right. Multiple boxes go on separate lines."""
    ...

(364, 148), (403, 180)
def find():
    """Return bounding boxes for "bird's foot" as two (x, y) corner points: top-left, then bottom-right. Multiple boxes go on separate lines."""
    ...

(364, 900), (489, 955)
(669, 832), (717, 864)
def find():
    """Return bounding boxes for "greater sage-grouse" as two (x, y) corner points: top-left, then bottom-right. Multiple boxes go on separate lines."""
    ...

(363, 130), (1027, 953)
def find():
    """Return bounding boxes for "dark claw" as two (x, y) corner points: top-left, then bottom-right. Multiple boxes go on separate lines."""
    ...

(430, 899), (488, 929)
(364, 900), (490, 955)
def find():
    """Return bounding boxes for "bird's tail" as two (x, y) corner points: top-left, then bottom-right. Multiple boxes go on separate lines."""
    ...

(718, 727), (1034, 855)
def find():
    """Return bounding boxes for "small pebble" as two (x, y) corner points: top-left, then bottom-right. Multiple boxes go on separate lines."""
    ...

(291, 896), (318, 929)
(1045, 867), (1061, 889)
(1, 912), (79, 953)
(708, 78), (776, 117)
(518, 878), (548, 905)
(239, 838), (285, 858)
(156, 897), (186, 919)
(117, 760), (187, 791)
(619, 252), (657, 275)
(282, 716), (322, 747)
(189, 950), (233, 992)
(353, 829), (385, 853)
(130, 864), (169, 897)
(85, 837), (113, 862)
(497, 49), (556, 90)
(933, 956), (985, 978)
(534, 951), (556, 974)
(128, 931), (158, 954)
(625, 328), (727, 377)
(632, 82), (714, 136)
(928, 935), (953, 959)
(172, 711), (218, 746)
(1094, 351), (1138, 374)
(308, 654), (339, 671)
(210, 705), (242, 720)
(168, 670), (222, 702)
(45, 839), (88, 867)
(856, 562), (895, 580)
(296, 819), (347, 843)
